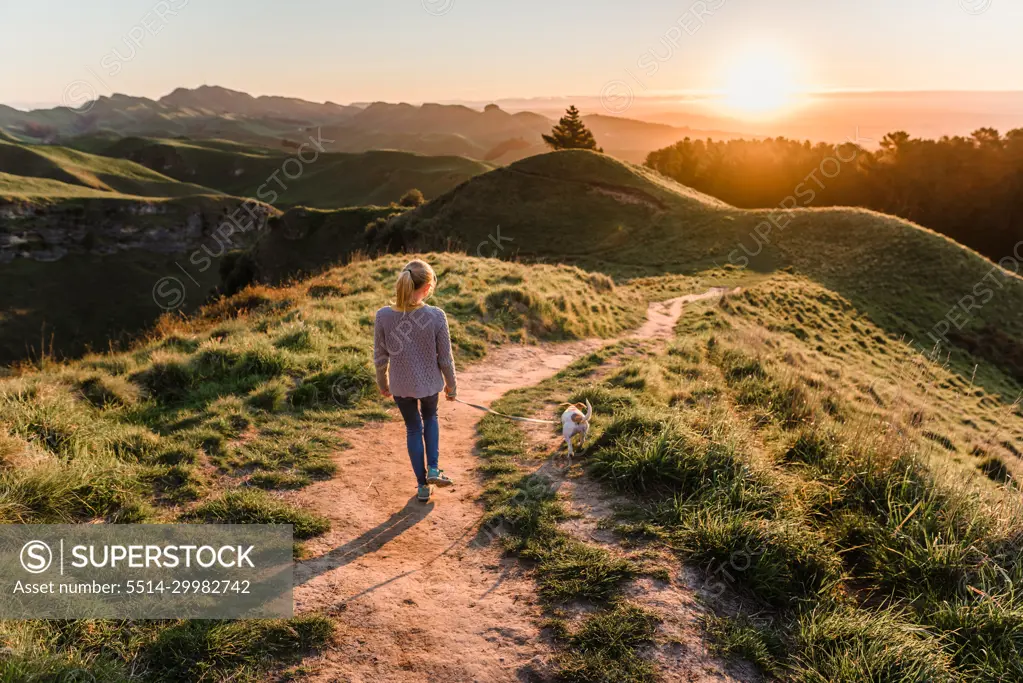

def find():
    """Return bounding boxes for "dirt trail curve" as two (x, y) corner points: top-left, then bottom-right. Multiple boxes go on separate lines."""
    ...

(291, 288), (731, 683)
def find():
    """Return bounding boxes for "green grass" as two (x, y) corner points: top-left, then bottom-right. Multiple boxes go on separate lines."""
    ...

(0, 614), (333, 682)
(184, 490), (330, 539)
(459, 270), (1021, 680)
(0, 252), (644, 679)
(0, 138), (220, 199)
(515, 276), (1023, 681)
(0, 244), (243, 365)
(548, 604), (660, 682)
(92, 137), (493, 209)
(383, 149), (1023, 402)
(471, 346), (670, 680)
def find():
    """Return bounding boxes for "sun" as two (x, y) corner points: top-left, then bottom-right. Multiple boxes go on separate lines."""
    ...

(720, 51), (800, 118)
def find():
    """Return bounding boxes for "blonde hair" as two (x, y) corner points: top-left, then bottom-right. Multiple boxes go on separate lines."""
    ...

(393, 259), (436, 312)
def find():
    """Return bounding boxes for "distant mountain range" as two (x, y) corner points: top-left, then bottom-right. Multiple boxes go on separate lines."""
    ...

(0, 85), (746, 164)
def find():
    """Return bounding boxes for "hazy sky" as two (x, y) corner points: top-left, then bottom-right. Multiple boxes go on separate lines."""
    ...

(1, 0), (1019, 108)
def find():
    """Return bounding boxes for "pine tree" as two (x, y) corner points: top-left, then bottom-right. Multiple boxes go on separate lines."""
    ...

(542, 105), (602, 152)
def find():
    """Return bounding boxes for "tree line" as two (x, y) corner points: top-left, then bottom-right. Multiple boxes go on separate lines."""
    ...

(645, 129), (1023, 263)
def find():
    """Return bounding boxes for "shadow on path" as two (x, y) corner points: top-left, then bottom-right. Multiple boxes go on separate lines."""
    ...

(295, 495), (433, 587)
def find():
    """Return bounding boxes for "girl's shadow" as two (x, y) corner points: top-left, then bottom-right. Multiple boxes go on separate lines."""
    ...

(295, 495), (434, 586)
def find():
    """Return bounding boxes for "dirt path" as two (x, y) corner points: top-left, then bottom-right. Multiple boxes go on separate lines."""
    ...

(291, 289), (731, 683)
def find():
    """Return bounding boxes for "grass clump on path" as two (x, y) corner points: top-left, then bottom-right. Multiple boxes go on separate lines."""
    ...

(473, 347), (664, 681)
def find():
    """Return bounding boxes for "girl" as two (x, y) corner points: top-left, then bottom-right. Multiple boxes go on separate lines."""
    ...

(373, 259), (457, 502)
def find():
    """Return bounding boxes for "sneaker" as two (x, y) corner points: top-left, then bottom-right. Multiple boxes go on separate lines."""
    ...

(417, 484), (432, 502)
(427, 468), (454, 487)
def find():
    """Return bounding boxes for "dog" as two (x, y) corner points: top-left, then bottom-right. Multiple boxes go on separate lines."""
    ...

(560, 400), (593, 461)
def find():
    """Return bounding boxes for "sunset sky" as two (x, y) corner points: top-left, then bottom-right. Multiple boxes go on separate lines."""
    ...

(1, 0), (1019, 110)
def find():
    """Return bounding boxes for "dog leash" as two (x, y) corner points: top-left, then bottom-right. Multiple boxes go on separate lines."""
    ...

(452, 397), (560, 425)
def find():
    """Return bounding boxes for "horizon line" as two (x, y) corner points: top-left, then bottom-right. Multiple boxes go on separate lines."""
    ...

(5, 85), (1023, 113)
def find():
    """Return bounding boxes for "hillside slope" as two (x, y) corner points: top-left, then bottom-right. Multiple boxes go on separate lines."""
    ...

(81, 137), (491, 208)
(381, 150), (1023, 397)
(0, 138), (220, 199)
(477, 278), (1022, 681)
(0, 253), (644, 680)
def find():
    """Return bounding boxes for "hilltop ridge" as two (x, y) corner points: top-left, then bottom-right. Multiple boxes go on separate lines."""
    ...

(380, 150), (1023, 395)
(0, 85), (744, 164)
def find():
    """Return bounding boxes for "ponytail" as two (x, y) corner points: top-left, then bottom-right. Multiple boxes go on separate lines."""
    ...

(393, 259), (436, 312)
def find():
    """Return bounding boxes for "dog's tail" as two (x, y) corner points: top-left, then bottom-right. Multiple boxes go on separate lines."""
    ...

(584, 399), (592, 421)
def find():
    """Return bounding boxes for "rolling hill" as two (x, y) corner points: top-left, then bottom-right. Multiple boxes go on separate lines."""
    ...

(377, 150), (1023, 397)
(0, 134), (491, 362)
(80, 136), (493, 208)
(2, 147), (1021, 680)
(0, 137), (219, 199)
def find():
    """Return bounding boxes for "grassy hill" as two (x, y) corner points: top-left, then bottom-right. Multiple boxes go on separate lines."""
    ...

(0, 138), (220, 199)
(0, 135), (489, 363)
(79, 136), (492, 208)
(2, 207), (1020, 680)
(381, 150), (1023, 399)
(476, 275), (1022, 681)
(0, 253), (642, 680)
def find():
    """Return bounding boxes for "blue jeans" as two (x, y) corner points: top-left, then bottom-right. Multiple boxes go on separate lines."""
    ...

(394, 394), (439, 487)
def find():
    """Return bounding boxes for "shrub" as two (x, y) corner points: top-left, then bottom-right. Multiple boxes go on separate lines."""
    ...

(591, 414), (781, 513)
(928, 601), (1023, 681)
(568, 385), (635, 413)
(106, 426), (163, 463)
(233, 345), (294, 379)
(533, 537), (634, 602)
(783, 427), (839, 467)
(273, 327), (321, 352)
(248, 471), (312, 490)
(307, 283), (346, 299)
(0, 458), (150, 523)
(143, 464), (205, 502)
(704, 614), (784, 677)
(398, 188), (426, 207)
(293, 358), (374, 409)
